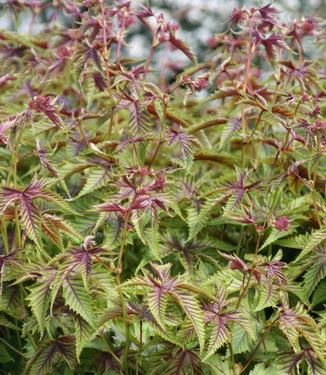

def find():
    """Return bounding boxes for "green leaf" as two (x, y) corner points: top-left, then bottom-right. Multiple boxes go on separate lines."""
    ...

(175, 293), (205, 352)
(27, 274), (55, 335)
(312, 279), (326, 306)
(0, 314), (19, 330)
(231, 324), (253, 354)
(62, 277), (94, 325)
(275, 234), (309, 249)
(77, 167), (111, 198)
(20, 198), (41, 243)
(0, 343), (14, 364)
(279, 304), (324, 359)
(147, 288), (168, 329)
(74, 315), (93, 362)
(303, 247), (326, 297)
(254, 285), (279, 312)
(260, 227), (296, 251)
(250, 363), (286, 375)
(187, 193), (228, 240)
(24, 336), (76, 375)
(295, 227), (326, 263)
(204, 320), (229, 360)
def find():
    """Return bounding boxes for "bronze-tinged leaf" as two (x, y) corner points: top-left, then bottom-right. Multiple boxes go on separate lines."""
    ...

(24, 336), (76, 375)
(169, 35), (197, 63)
(271, 105), (294, 117)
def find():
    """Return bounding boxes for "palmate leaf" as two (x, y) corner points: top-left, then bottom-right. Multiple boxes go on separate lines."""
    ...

(176, 321), (197, 343)
(62, 277), (94, 326)
(41, 215), (63, 248)
(0, 186), (41, 243)
(279, 304), (324, 359)
(0, 250), (21, 296)
(165, 349), (201, 375)
(24, 336), (76, 375)
(2, 2), (326, 374)
(277, 349), (325, 375)
(74, 315), (94, 362)
(204, 307), (254, 360)
(150, 345), (201, 375)
(37, 189), (78, 215)
(0, 285), (24, 319)
(0, 179), (76, 245)
(125, 264), (206, 351)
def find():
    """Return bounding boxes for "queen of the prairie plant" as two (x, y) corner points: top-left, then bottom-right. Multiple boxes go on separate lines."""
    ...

(0, 1), (325, 374)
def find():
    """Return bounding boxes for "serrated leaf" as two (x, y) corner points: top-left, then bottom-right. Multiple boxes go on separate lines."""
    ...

(147, 288), (168, 329)
(231, 324), (253, 354)
(27, 273), (55, 335)
(175, 293), (205, 352)
(77, 167), (111, 198)
(295, 228), (326, 263)
(24, 336), (76, 375)
(260, 227), (296, 251)
(74, 315), (93, 361)
(62, 277), (94, 325)
(303, 247), (326, 297)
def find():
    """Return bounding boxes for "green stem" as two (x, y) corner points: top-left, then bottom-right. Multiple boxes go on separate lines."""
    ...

(1, 221), (9, 254)
(249, 109), (264, 139)
(100, 334), (122, 367)
(239, 316), (279, 374)
(10, 126), (24, 249)
(0, 337), (27, 359)
(236, 236), (261, 309)
(117, 195), (137, 373)
(228, 342), (236, 375)
(14, 206), (22, 248)
(236, 226), (244, 256)
(136, 320), (143, 375)
(312, 152), (322, 227)
(244, 16), (253, 93)
(148, 104), (166, 167)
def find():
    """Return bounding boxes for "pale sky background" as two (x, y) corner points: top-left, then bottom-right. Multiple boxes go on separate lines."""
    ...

(0, 0), (324, 64)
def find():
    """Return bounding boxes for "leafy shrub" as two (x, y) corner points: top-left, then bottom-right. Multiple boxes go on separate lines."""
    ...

(0, 2), (325, 375)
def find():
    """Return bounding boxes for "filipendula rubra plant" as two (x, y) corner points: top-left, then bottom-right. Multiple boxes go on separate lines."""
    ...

(0, 1), (325, 374)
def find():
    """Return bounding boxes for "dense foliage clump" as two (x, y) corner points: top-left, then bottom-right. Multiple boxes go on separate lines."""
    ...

(0, 1), (325, 374)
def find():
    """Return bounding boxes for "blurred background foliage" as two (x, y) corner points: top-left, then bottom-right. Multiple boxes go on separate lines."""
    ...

(0, 0), (325, 74)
